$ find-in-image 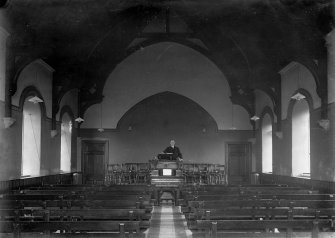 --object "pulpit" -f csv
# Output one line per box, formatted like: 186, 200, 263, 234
150, 158, 184, 187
